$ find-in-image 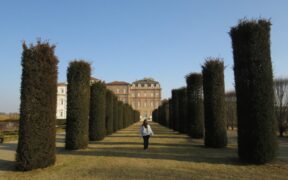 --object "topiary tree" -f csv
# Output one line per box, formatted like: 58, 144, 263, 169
171, 89, 180, 131
178, 88, 188, 134
65, 60, 91, 149
16, 41, 58, 171
202, 59, 227, 148
117, 101, 124, 130
230, 19, 277, 164
105, 90, 114, 135
89, 81, 106, 141
112, 95, 118, 132
186, 73, 204, 138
